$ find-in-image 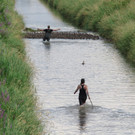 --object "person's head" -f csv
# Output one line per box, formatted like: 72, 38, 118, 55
81, 78, 85, 84
48, 25, 50, 29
